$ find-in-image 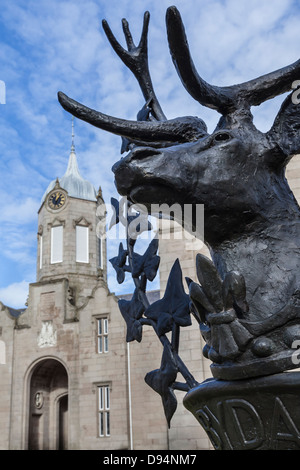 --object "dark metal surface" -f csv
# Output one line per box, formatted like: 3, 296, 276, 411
58, 6, 300, 435
183, 372, 300, 450
108, 198, 198, 425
